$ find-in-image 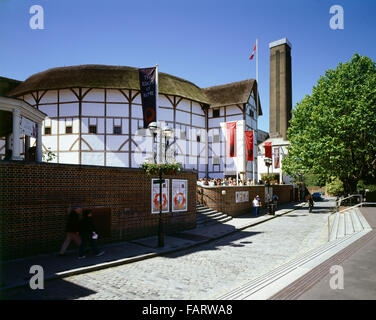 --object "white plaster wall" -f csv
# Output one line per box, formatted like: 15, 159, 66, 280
192, 114, 205, 128
82, 103, 104, 117
158, 108, 174, 122
158, 95, 172, 107
81, 152, 105, 166
132, 94, 142, 104
42, 136, 58, 150
226, 105, 242, 115
83, 89, 104, 102
59, 89, 77, 102
176, 110, 190, 124
106, 135, 128, 151
131, 105, 143, 118
107, 89, 127, 103
23, 94, 36, 106
82, 134, 105, 150
60, 103, 79, 117
39, 104, 57, 117
107, 104, 128, 117
209, 117, 222, 128
59, 135, 79, 151
106, 152, 129, 167
177, 99, 190, 112
39, 90, 58, 104
191, 102, 203, 114
59, 152, 79, 164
